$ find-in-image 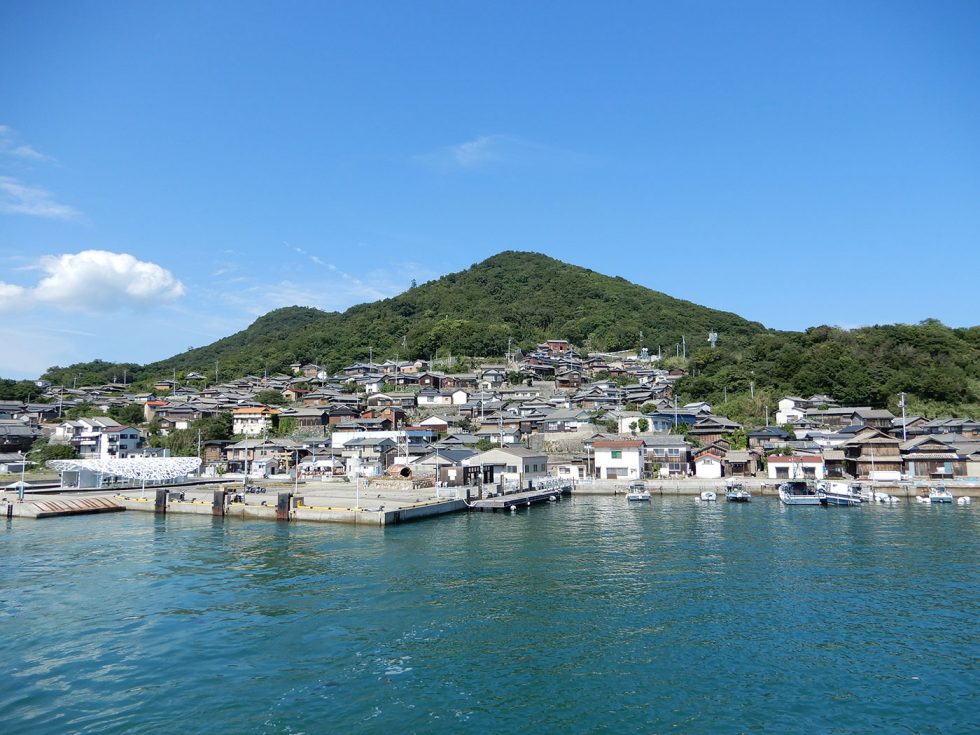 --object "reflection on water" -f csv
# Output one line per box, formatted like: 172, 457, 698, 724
1, 498, 977, 734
